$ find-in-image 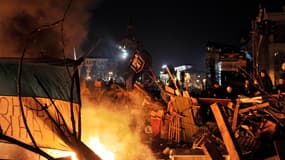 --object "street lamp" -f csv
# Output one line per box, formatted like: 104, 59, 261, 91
118, 45, 129, 60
